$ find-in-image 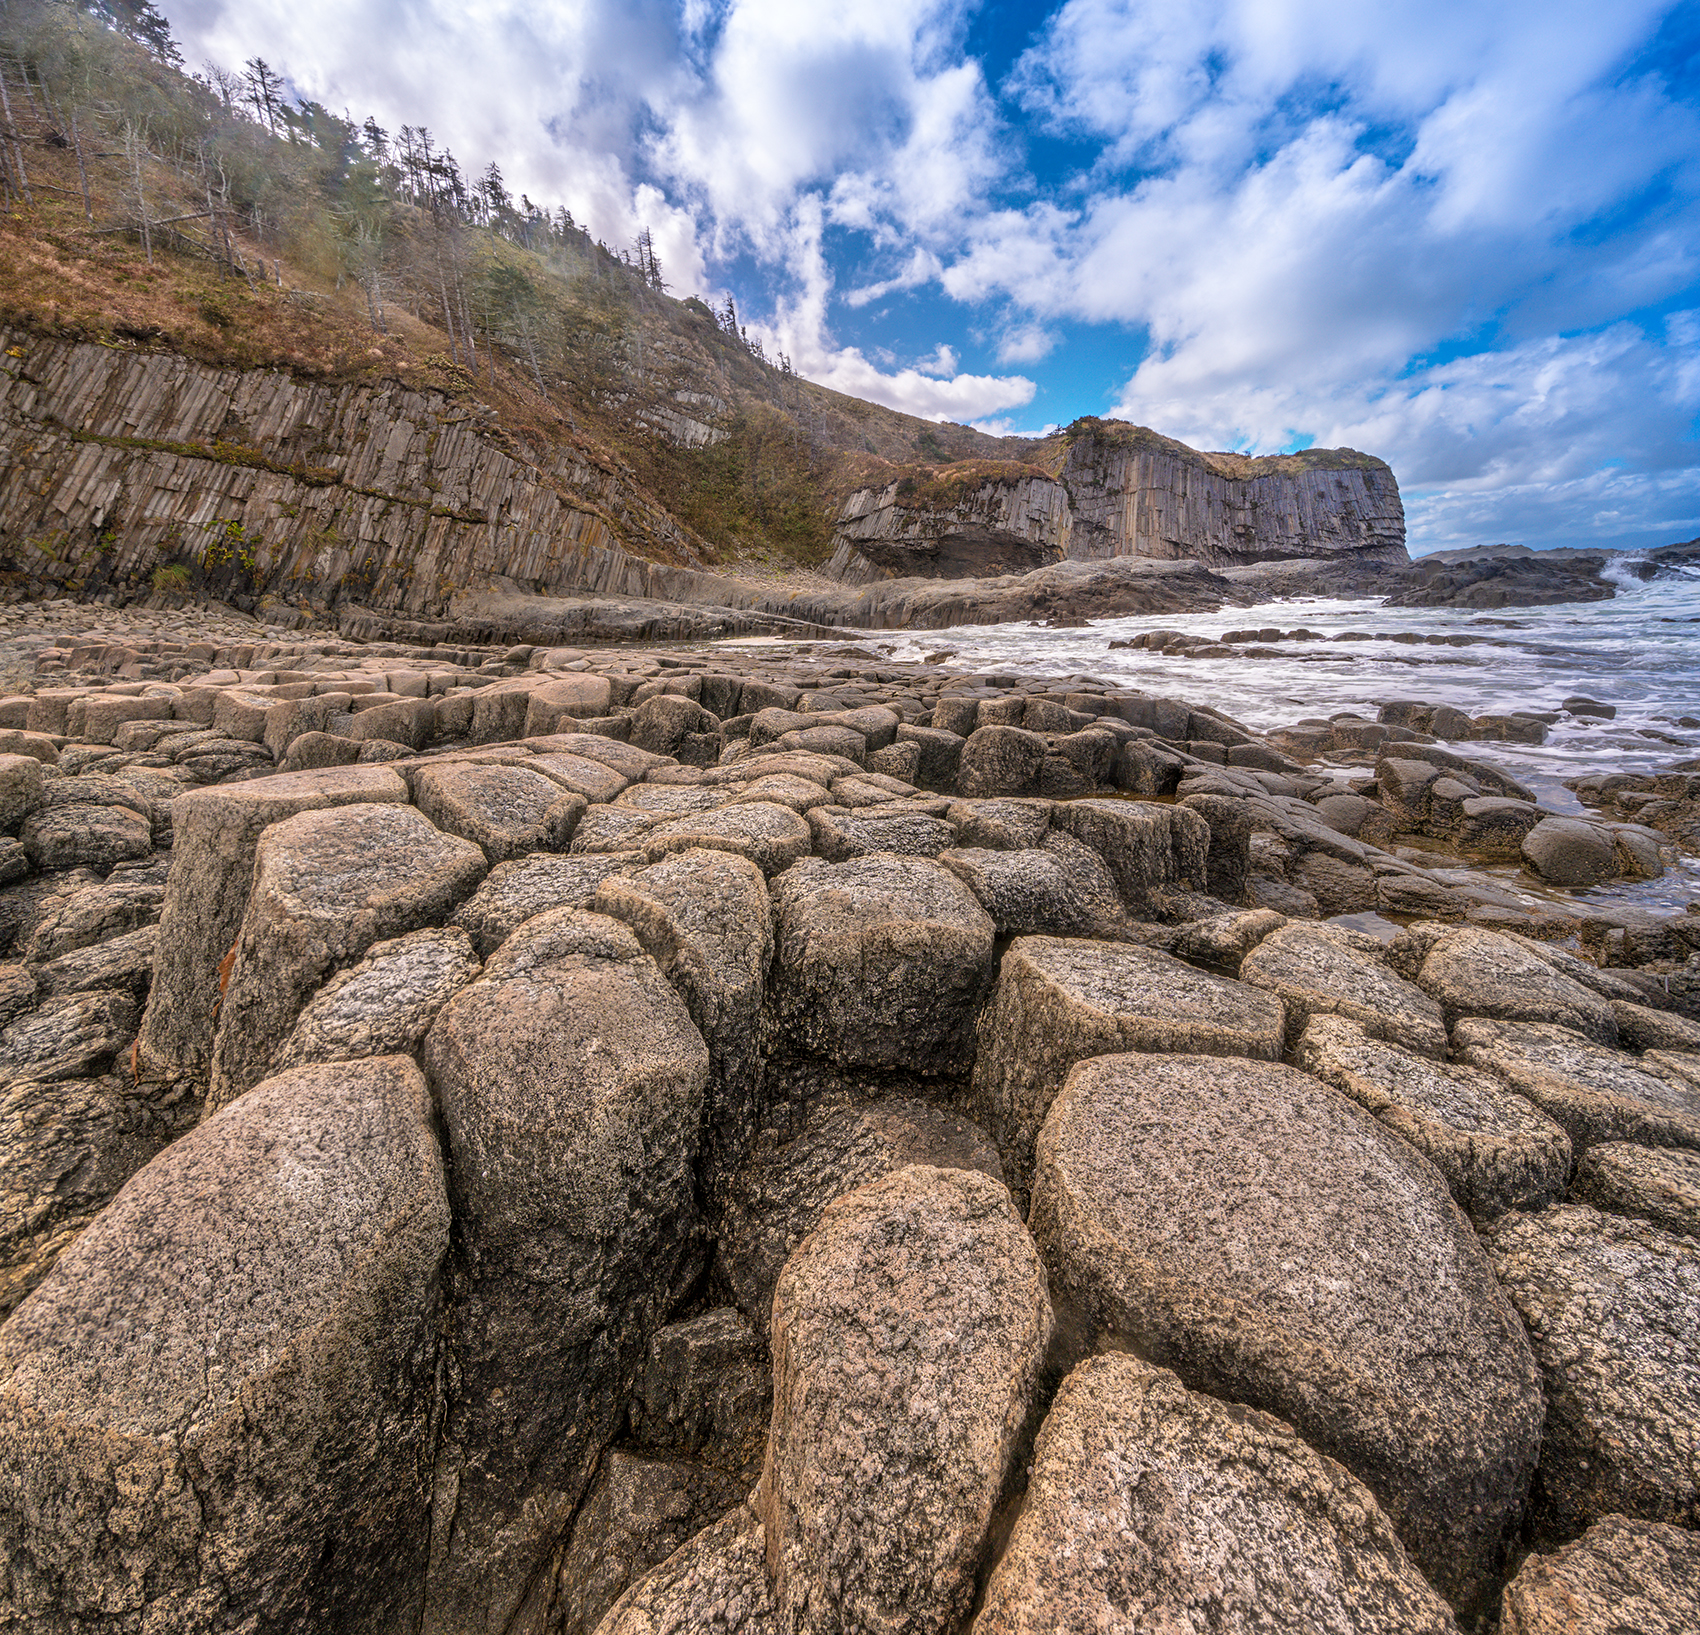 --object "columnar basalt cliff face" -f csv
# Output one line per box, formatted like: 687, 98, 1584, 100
0, 330, 708, 617
826, 422, 1408, 583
